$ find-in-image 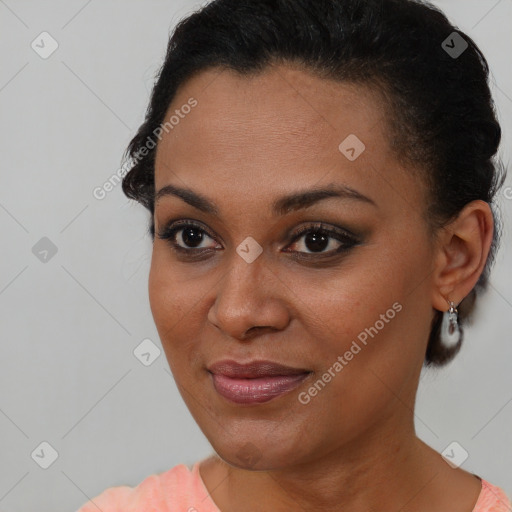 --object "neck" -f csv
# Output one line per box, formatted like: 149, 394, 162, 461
210, 410, 443, 512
